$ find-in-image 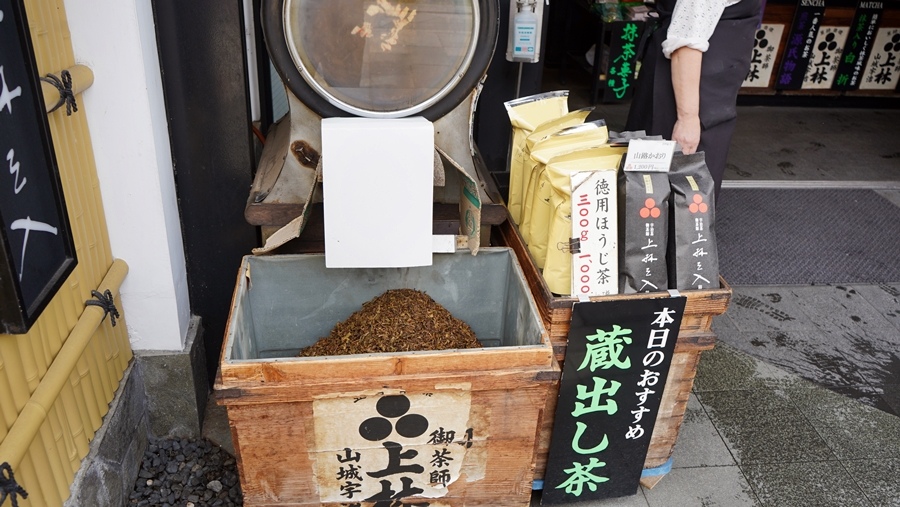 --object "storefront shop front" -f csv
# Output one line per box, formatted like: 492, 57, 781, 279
1, 1, 895, 506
